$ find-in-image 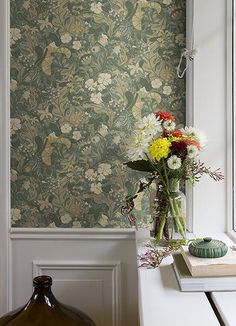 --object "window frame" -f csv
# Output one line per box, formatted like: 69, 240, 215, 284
233, 0, 236, 233
228, 0, 236, 237
188, 0, 227, 234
